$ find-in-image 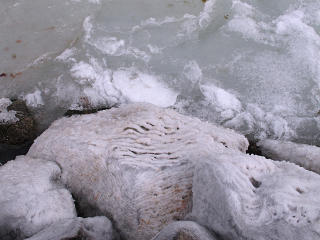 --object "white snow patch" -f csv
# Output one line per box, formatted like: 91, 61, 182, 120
0, 98, 18, 124
200, 84, 242, 112
113, 69, 178, 107
23, 89, 44, 107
